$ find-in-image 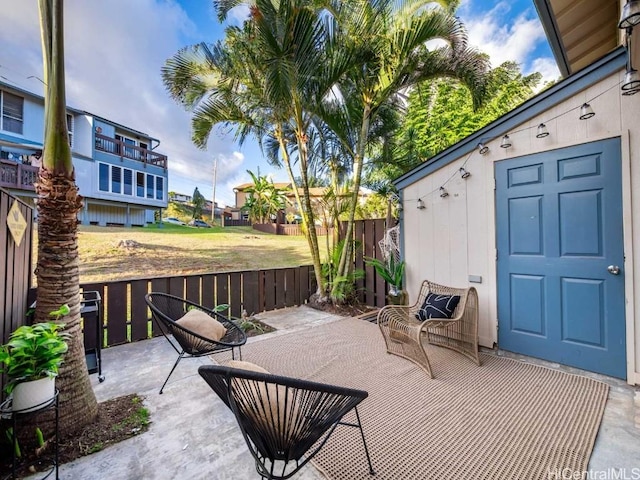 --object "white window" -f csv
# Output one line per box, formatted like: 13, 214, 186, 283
98, 162, 164, 200
66, 113, 74, 148
1, 91, 24, 134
